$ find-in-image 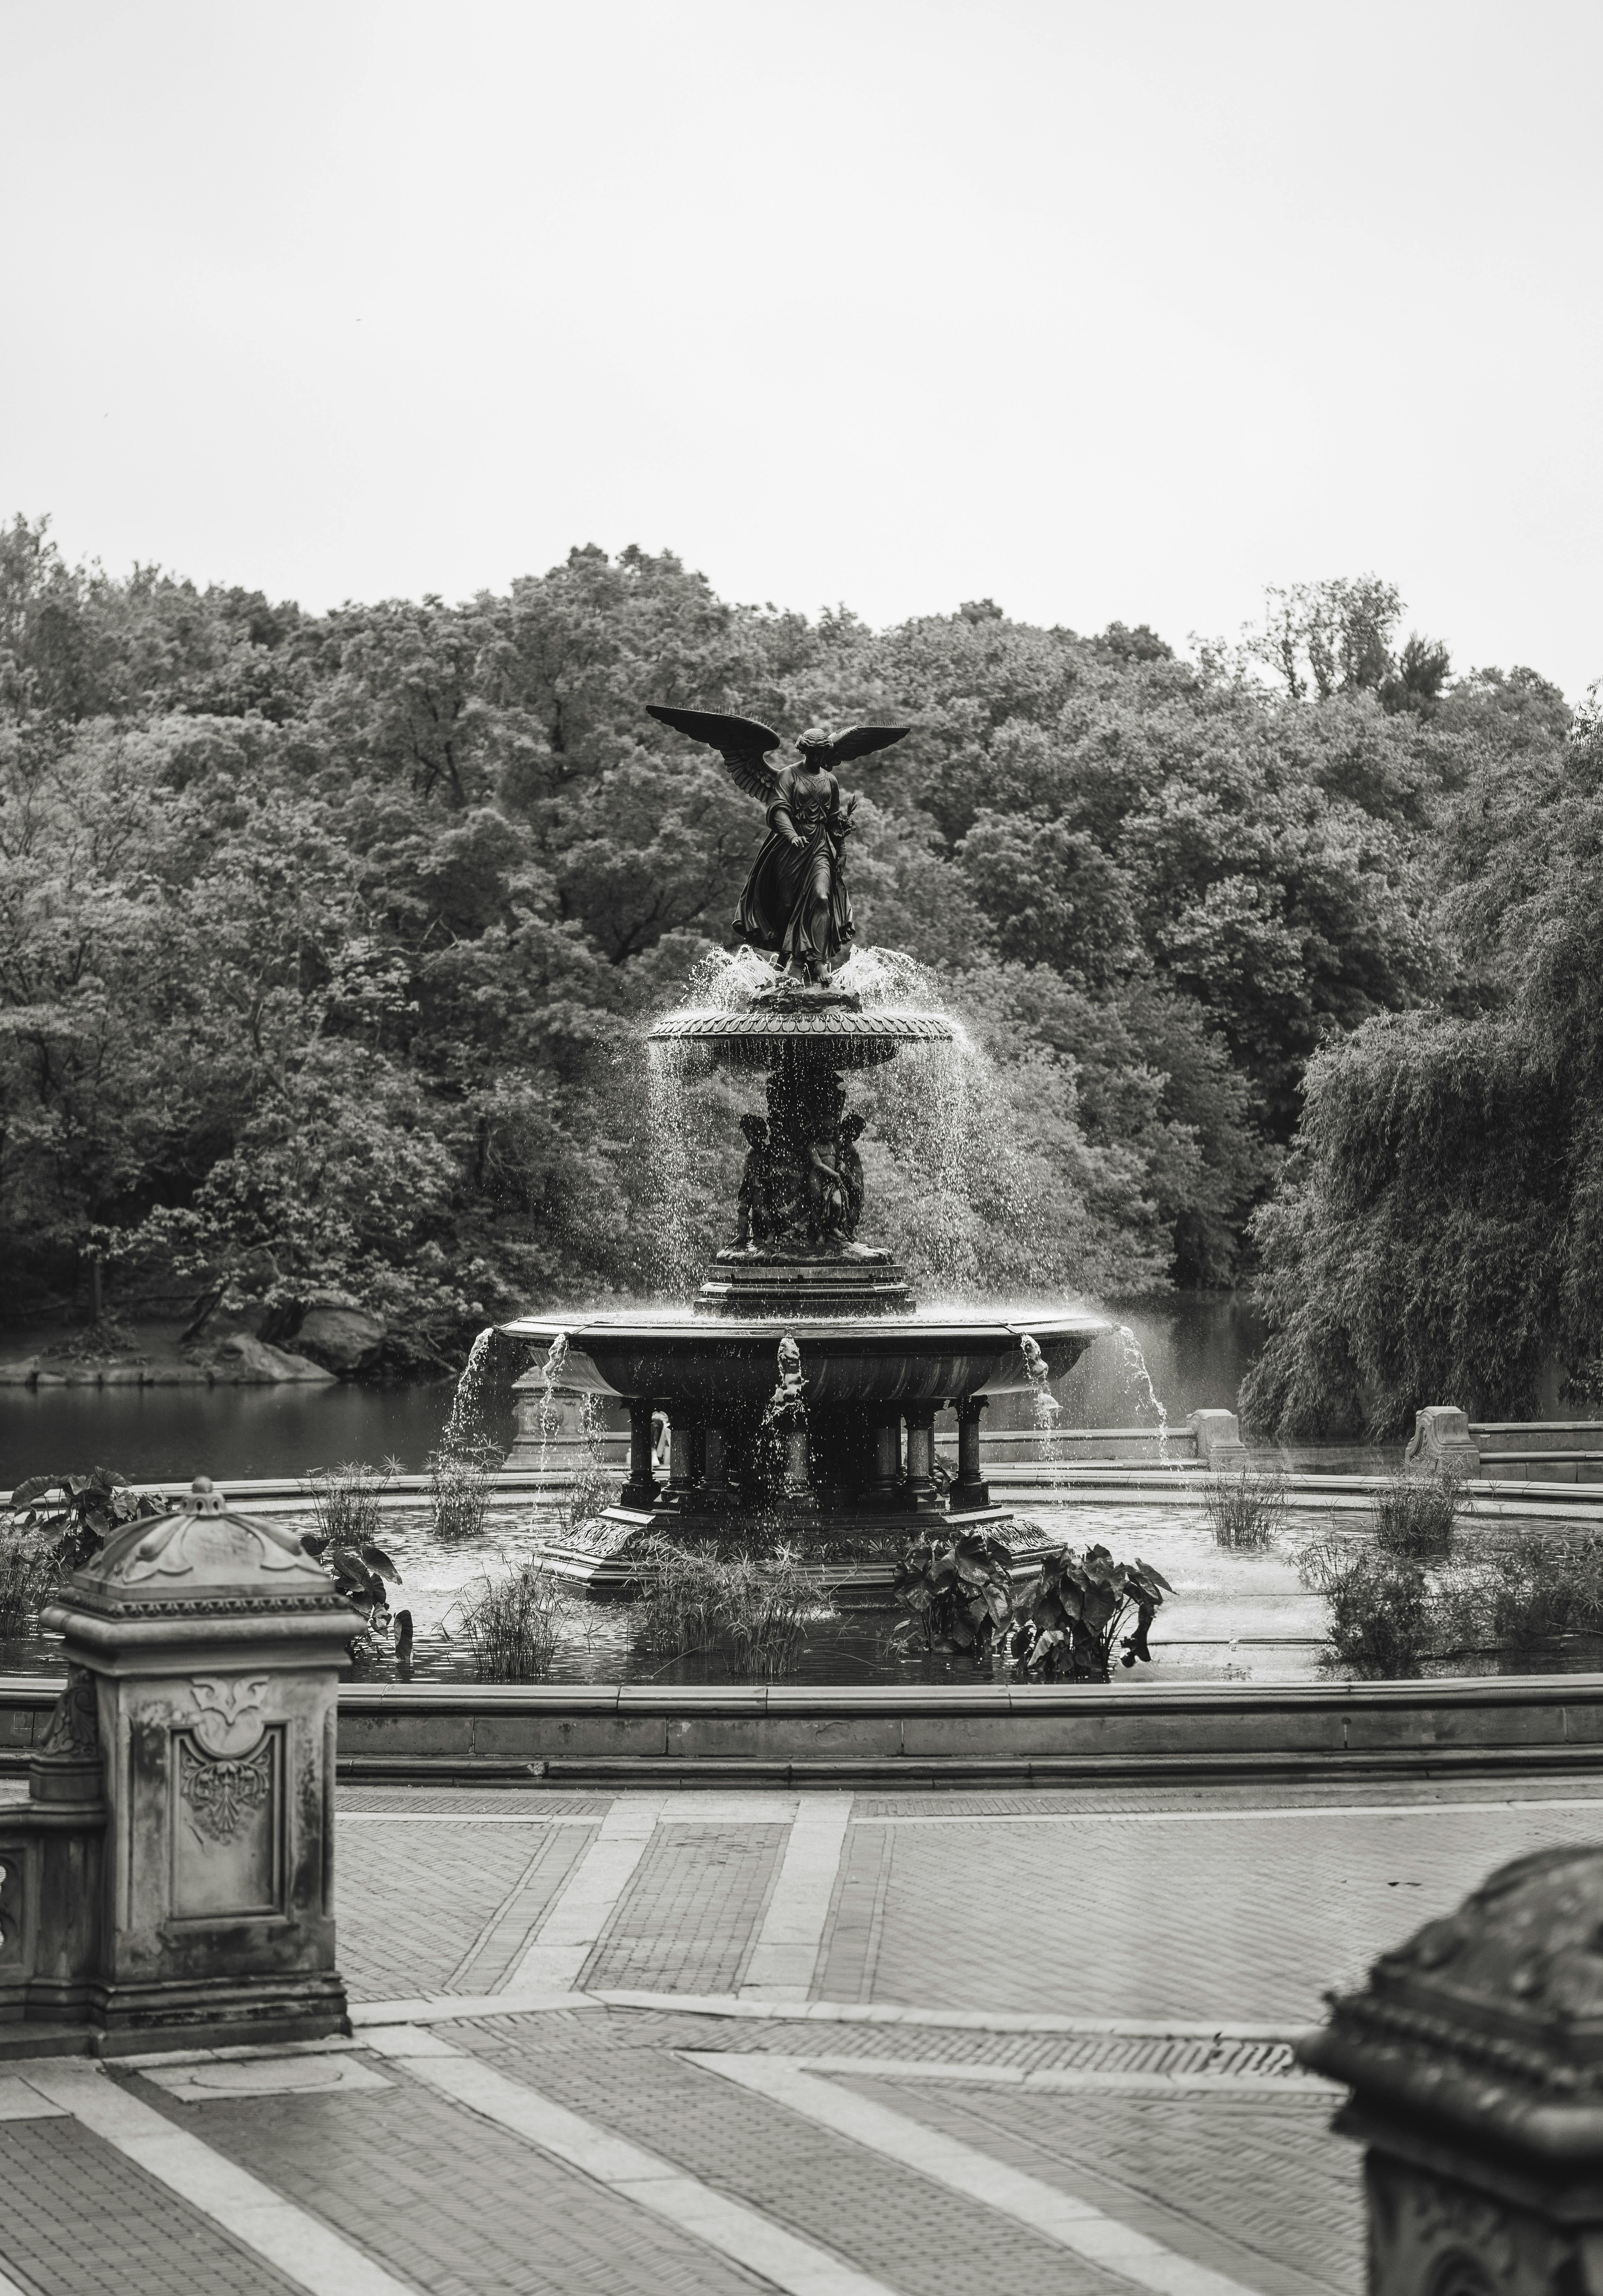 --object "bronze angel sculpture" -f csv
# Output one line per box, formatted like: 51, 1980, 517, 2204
646, 707, 910, 983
